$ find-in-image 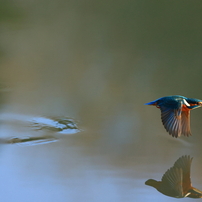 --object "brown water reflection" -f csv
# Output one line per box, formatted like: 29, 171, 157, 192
145, 155, 202, 198
0, 1, 202, 202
